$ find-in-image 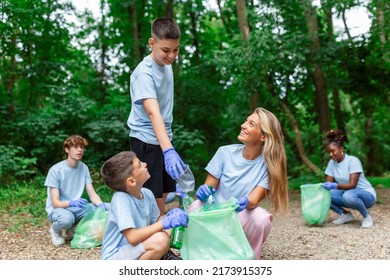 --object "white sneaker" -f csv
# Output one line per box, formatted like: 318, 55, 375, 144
64, 228, 74, 241
361, 214, 373, 228
49, 225, 65, 246
333, 213, 354, 225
